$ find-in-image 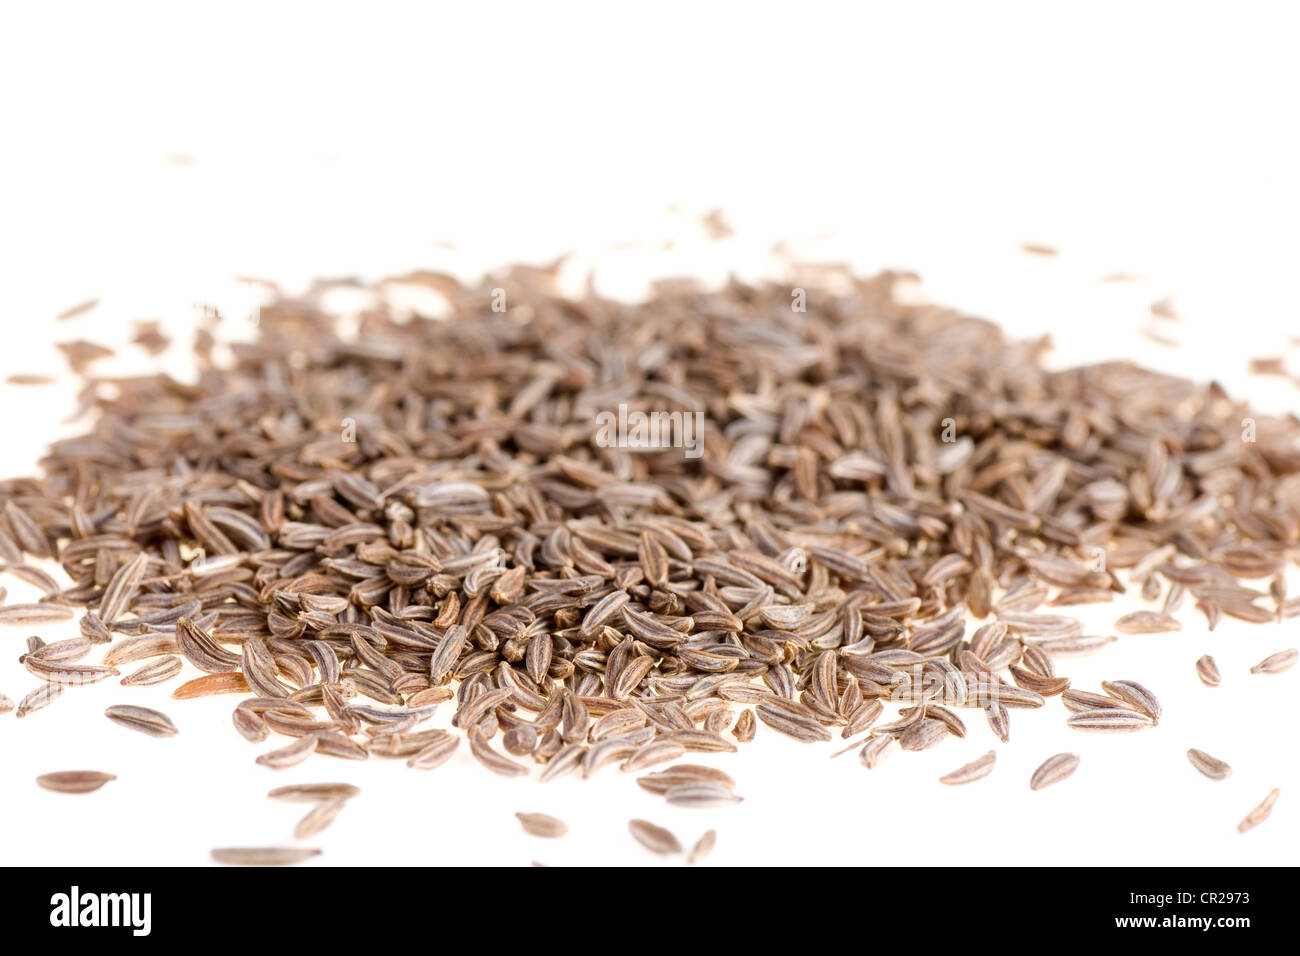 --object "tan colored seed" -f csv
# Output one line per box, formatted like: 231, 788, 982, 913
211, 847, 321, 866
516, 812, 569, 838
628, 819, 682, 854
37, 771, 116, 794
1186, 749, 1232, 781
1030, 753, 1080, 790
1250, 649, 1297, 675
104, 704, 178, 738
688, 829, 717, 864
939, 750, 996, 785
1237, 789, 1280, 833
